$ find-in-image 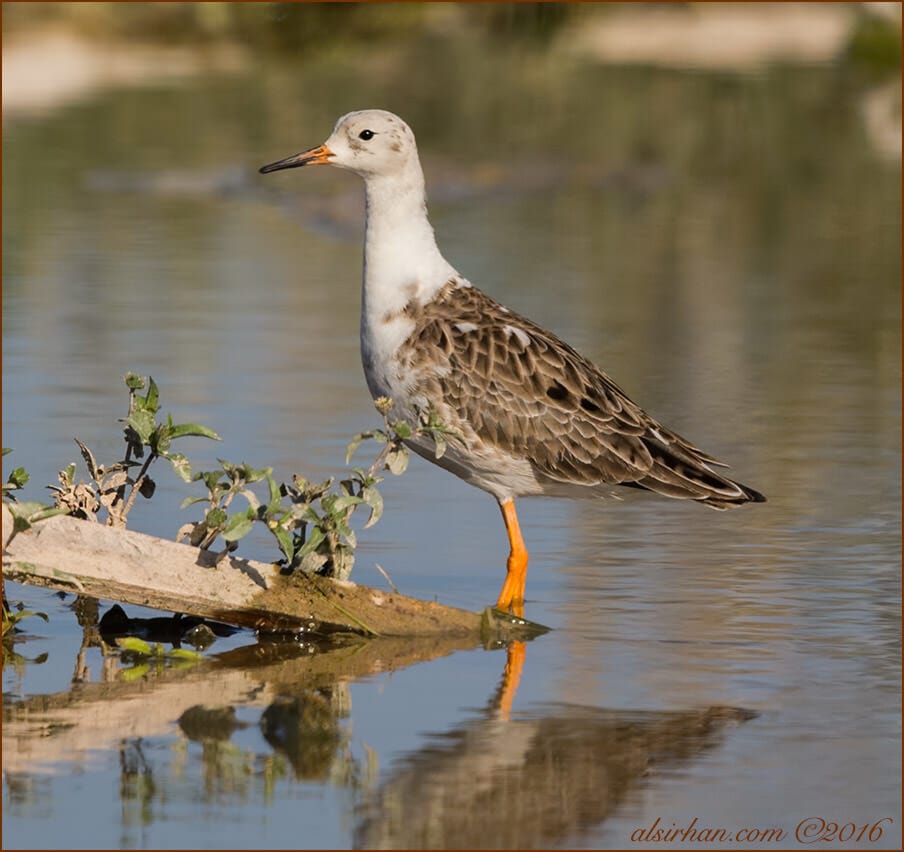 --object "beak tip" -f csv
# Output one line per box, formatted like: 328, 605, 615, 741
258, 144, 332, 176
